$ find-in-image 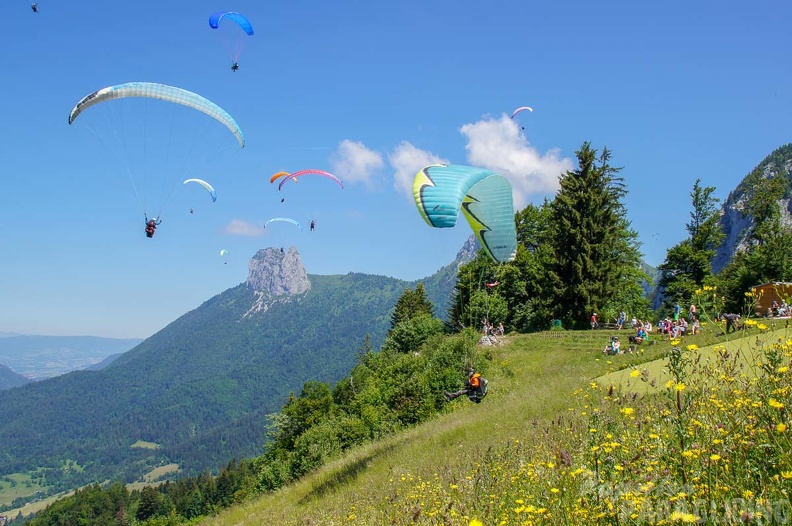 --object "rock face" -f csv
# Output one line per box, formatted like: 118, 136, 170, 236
712, 145, 792, 273
246, 246, 311, 295
456, 235, 480, 265
243, 247, 311, 318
